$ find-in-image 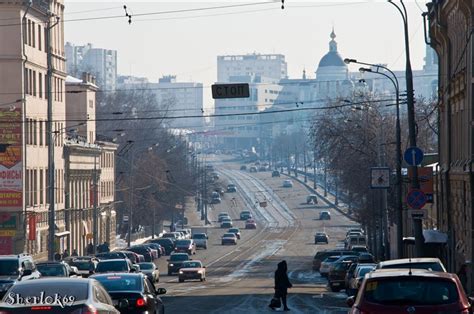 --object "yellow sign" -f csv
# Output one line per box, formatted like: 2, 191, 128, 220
0, 230, 16, 236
